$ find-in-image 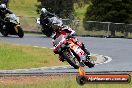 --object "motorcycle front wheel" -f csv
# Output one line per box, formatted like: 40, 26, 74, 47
62, 50, 80, 69
17, 26, 24, 38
